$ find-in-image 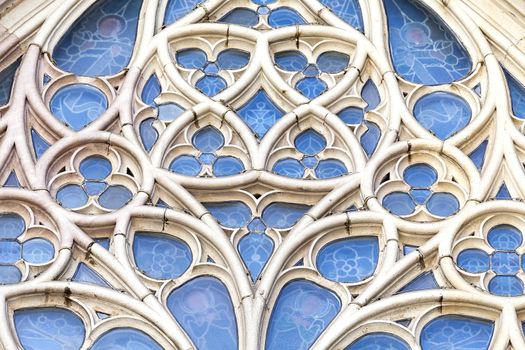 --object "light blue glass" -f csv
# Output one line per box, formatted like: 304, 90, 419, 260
57, 184, 88, 209
274, 51, 308, 72
319, 0, 364, 32
403, 245, 418, 255
345, 333, 410, 350
258, 5, 270, 15
488, 224, 522, 250
217, 49, 250, 70
72, 263, 110, 287
262, 202, 310, 229
248, 218, 266, 233
91, 328, 162, 350
410, 188, 431, 204
157, 102, 185, 122
14, 308, 85, 350
469, 140, 488, 171
204, 62, 219, 75
265, 280, 341, 350
398, 271, 439, 293
83, 181, 106, 196
196, 75, 228, 96
167, 276, 238, 350
253, 0, 277, 4
133, 232, 192, 280
213, 156, 245, 177
140, 118, 158, 152
491, 252, 519, 275
192, 126, 225, 153
504, 69, 525, 119
383, 192, 416, 216
4, 171, 20, 188
295, 129, 326, 155
237, 90, 284, 139
413, 91, 472, 140
199, 153, 216, 165
384, 0, 471, 85
142, 74, 161, 106
362, 80, 381, 111
0, 58, 21, 106
268, 7, 307, 28
31, 129, 50, 159
176, 48, 207, 69
296, 77, 328, 99
403, 163, 437, 188
426, 192, 459, 217
204, 201, 252, 228
302, 156, 318, 169
273, 158, 305, 178
421, 315, 493, 349
96, 238, 110, 249
98, 185, 133, 209
238, 233, 274, 282
0, 265, 21, 284
163, 0, 204, 26
338, 107, 364, 125
96, 312, 109, 320
53, 0, 143, 77
43, 74, 52, 85
79, 156, 112, 181
316, 237, 379, 283
303, 64, 320, 77
496, 183, 512, 200
169, 155, 202, 176
456, 249, 489, 273
219, 8, 259, 27
316, 159, 348, 179
22, 238, 54, 264
360, 121, 381, 157
316, 51, 349, 74
0, 241, 21, 264
489, 275, 524, 296
0, 213, 25, 239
